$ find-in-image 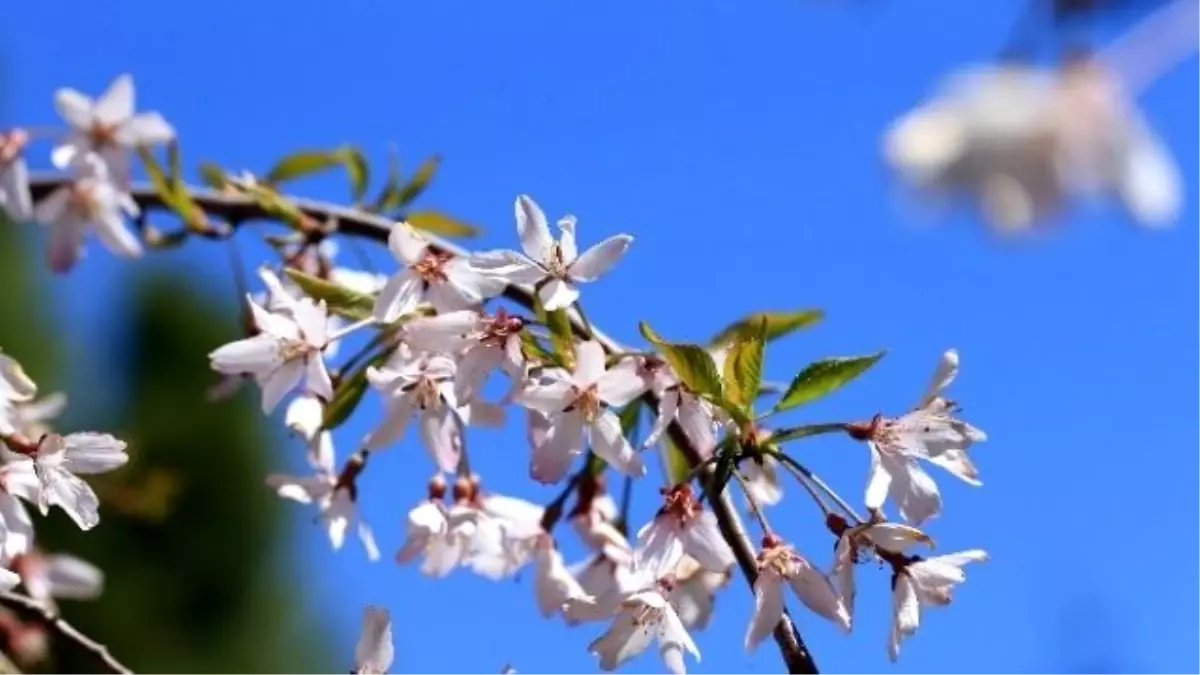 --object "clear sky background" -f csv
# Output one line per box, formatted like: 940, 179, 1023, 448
2, 1, 1197, 673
